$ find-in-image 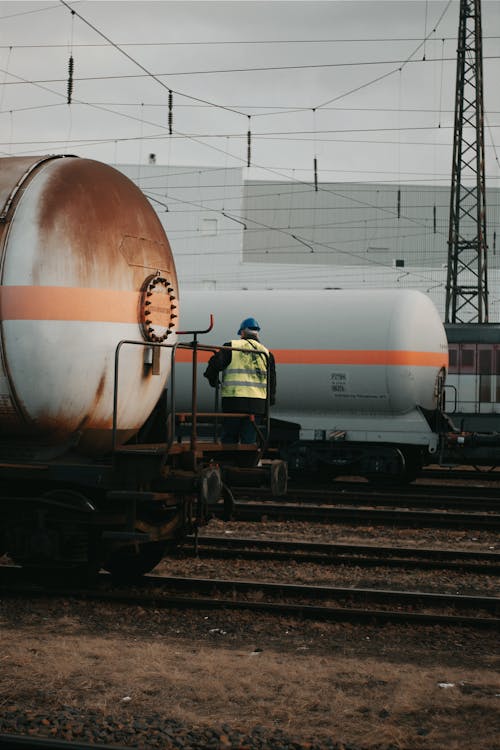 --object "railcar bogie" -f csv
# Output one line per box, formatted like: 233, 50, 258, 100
282, 440, 424, 485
